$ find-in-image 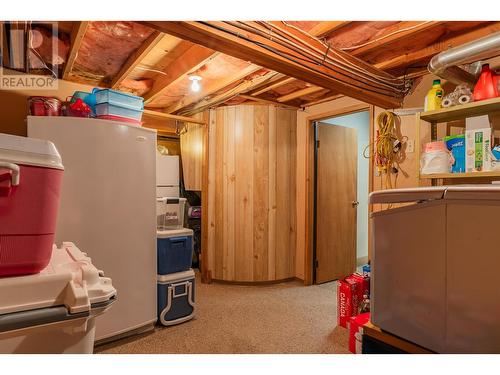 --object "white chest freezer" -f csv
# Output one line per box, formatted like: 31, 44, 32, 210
370, 185, 500, 353
0, 242, 116, 354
